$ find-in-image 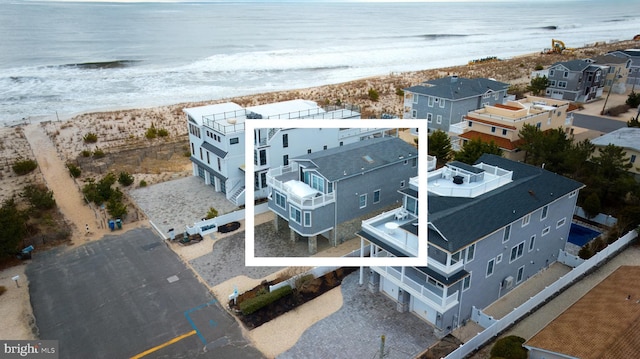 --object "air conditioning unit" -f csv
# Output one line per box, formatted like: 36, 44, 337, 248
503, 276, 514, 289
